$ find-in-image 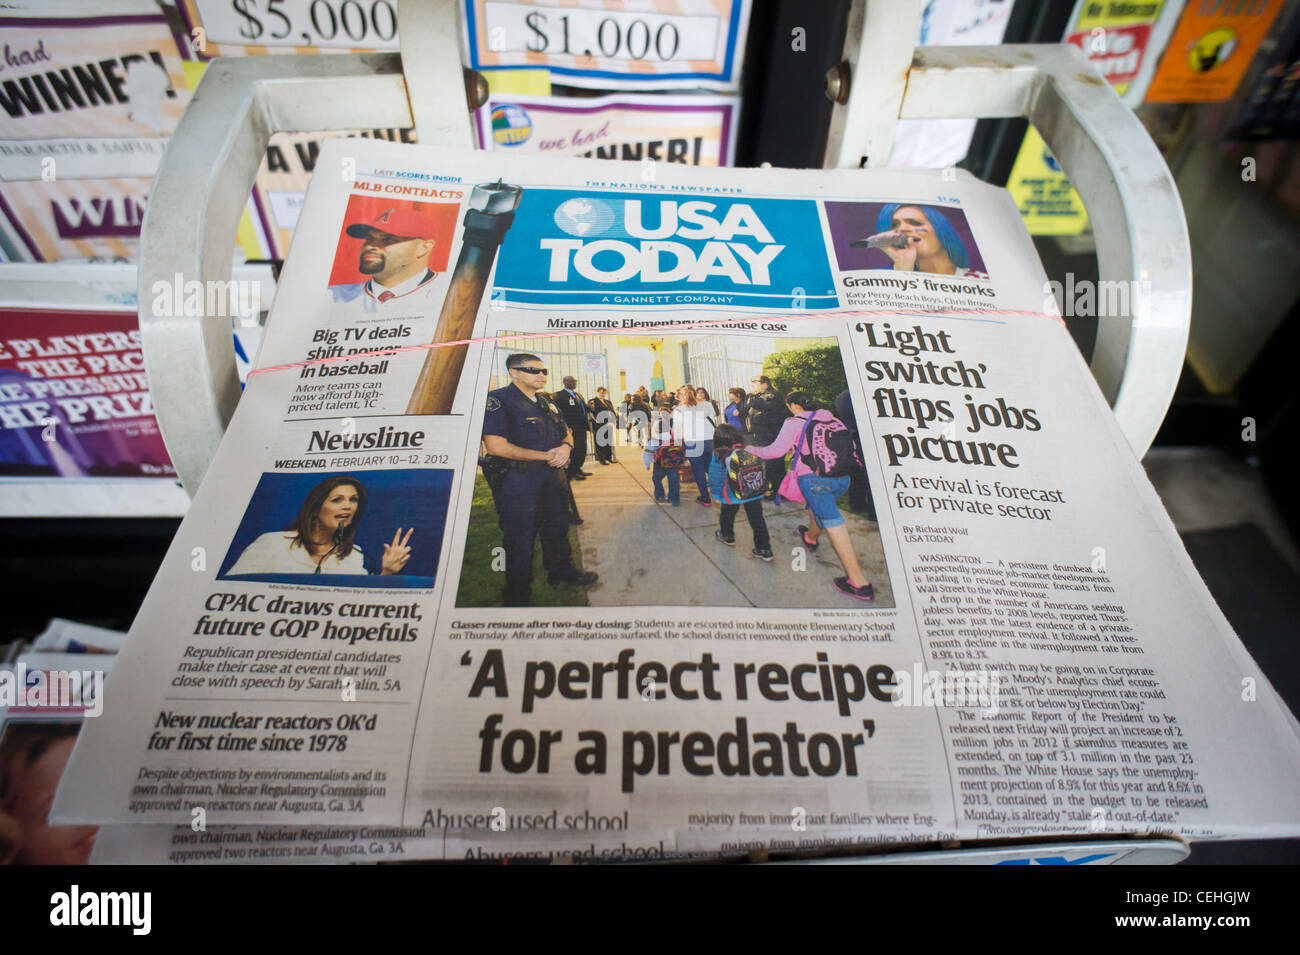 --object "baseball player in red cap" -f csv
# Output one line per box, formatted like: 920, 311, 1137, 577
329, 204, 446, 314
